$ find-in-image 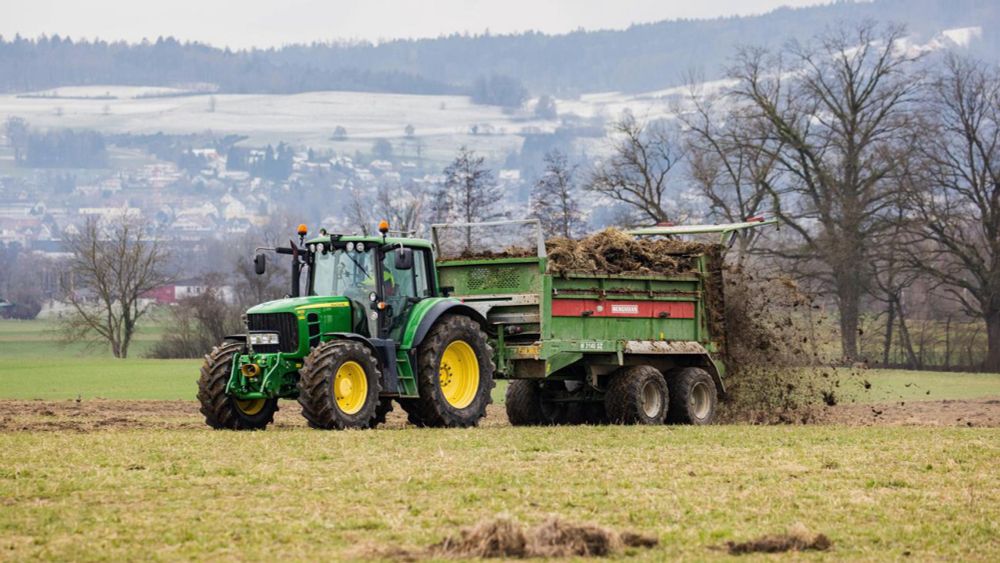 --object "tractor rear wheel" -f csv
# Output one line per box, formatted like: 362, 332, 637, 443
298, 341, 382, 429
413, 315, 495, 427
506, 380, 581, 426
666, 367, 718, 425
197, 341, 278, 430
605, 366, 669, 425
